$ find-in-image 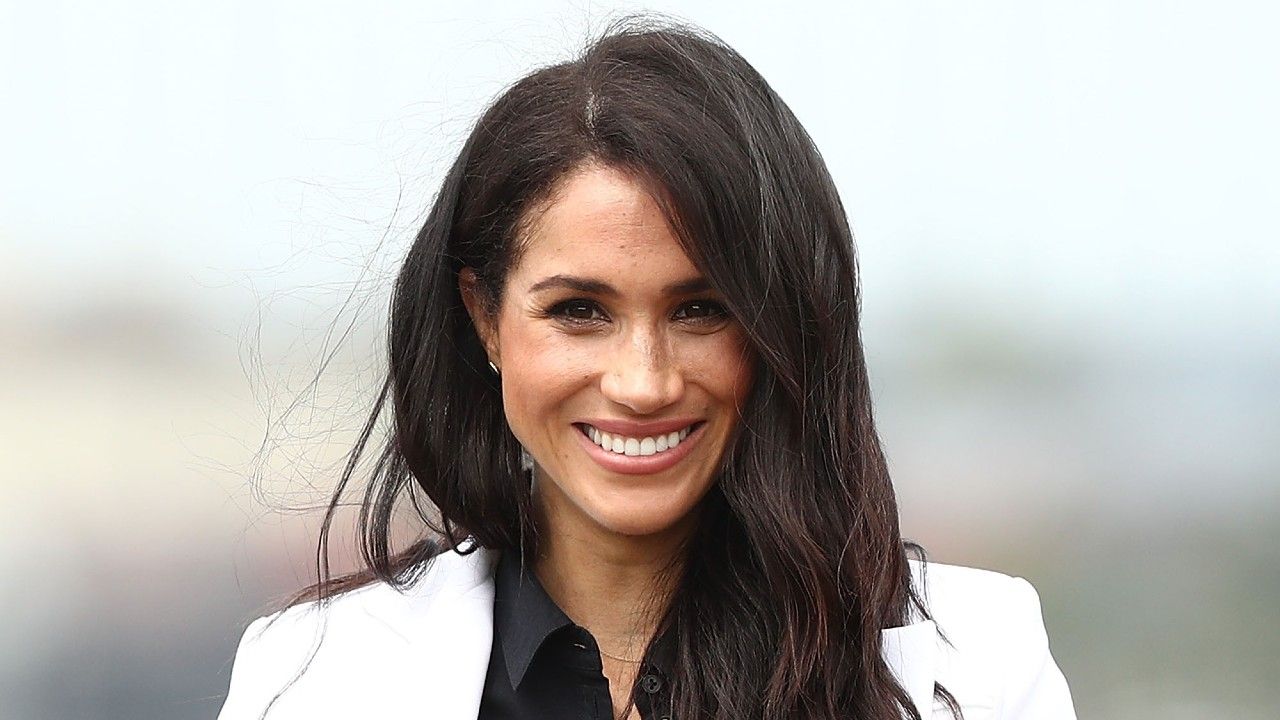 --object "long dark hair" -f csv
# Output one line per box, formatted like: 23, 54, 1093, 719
293, 16, 959, 720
